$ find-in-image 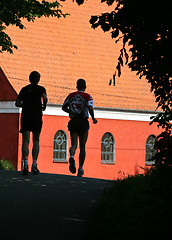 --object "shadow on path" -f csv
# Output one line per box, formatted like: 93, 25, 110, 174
0, 170, 113, 240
